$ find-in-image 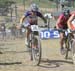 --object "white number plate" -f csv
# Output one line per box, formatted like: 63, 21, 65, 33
31, 25, 39, 31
